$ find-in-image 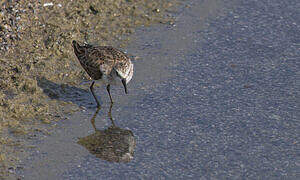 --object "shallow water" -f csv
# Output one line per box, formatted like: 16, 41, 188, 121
17, 0, 299, 179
